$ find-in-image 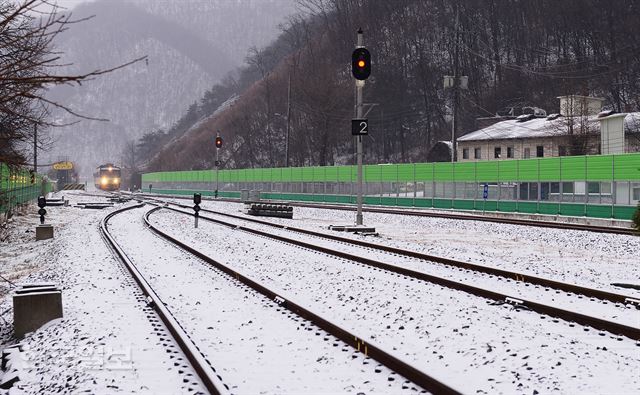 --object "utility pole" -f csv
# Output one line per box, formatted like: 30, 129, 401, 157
355, 29, 365, 226
285, 70, 291, 167
452, 4, 459, 163
33, 124, 37, 172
